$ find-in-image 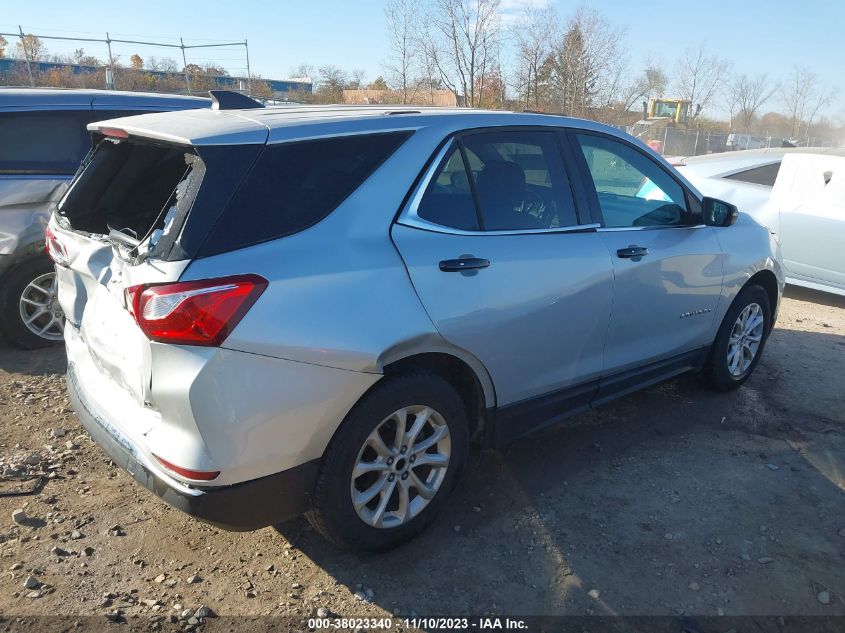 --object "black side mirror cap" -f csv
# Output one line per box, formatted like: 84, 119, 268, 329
702, 197, 739, 227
